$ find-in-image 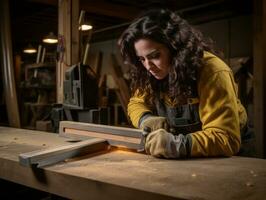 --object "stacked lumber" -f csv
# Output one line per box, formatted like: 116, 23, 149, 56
109, 54, 130, 115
